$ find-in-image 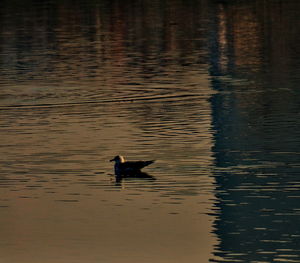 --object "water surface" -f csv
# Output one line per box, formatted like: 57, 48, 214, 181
0, 0, 299, 262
